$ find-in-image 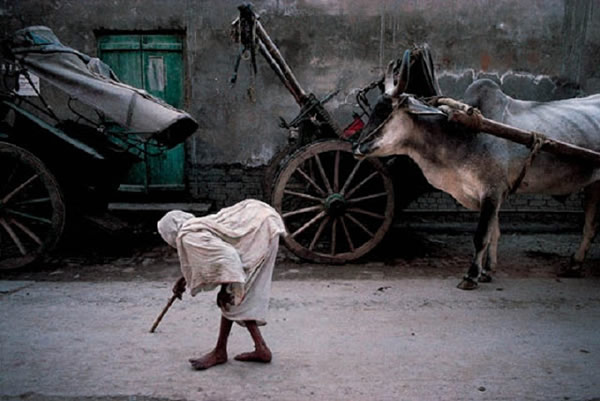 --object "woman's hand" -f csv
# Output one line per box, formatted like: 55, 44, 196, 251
216, 285, 234, 310
172, 277, 186, 300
